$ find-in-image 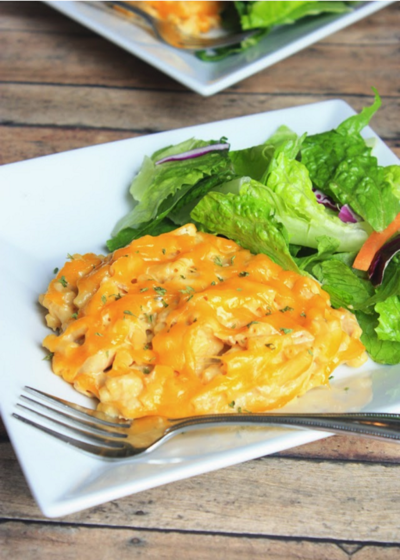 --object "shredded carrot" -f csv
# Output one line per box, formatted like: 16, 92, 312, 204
353, 212, 400, 271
